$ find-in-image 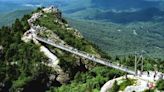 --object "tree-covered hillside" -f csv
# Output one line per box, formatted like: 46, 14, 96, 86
67, 18, 164, 59
0, 14, 53, 92
0, 6, 164, 92
86, 7, 164, 23
91, 0, 159, 9
0, 8, 124, 92
0, 10, 33, 27
0, 0, 164, 60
